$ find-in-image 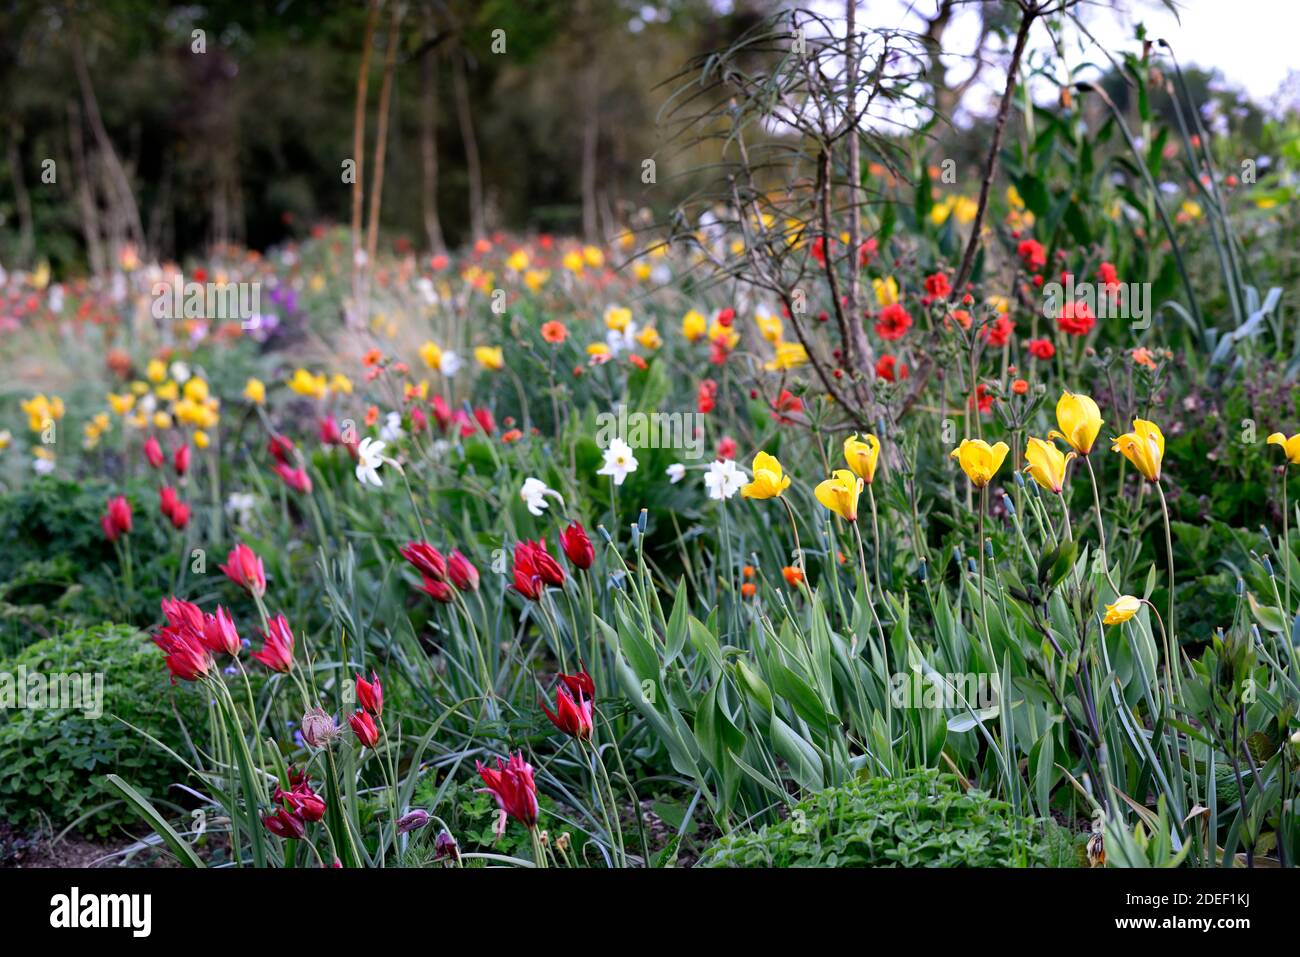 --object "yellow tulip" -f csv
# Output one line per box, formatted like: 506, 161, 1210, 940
636, 326, 662, 350
146, 359, 167, 383
741, 451, 791, 499
183, 377, 209, 403
844, 433, 881, 485
815, 469, 863, 522
681, 310, 706, 343
107, 393, 136, 416
288, 368, 328, 399
1267, 432, 1300, 465
1023, 437, 1075, 494
764, 341, 808, 371
330, 373, 353, 395
872, 276, 899, 306
474, 346, 505, 371
1048, 391, 1103, 455
243, 378, 266, 405
194, 430, 210, 449
1111, 419, 1165, 482
419, 341, 443, 369
156, 380, 180, 402
950, 439, 1009, 488
1103, 595, 1142, 625
755, 312, 784, 344
604, 306, 632, 331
